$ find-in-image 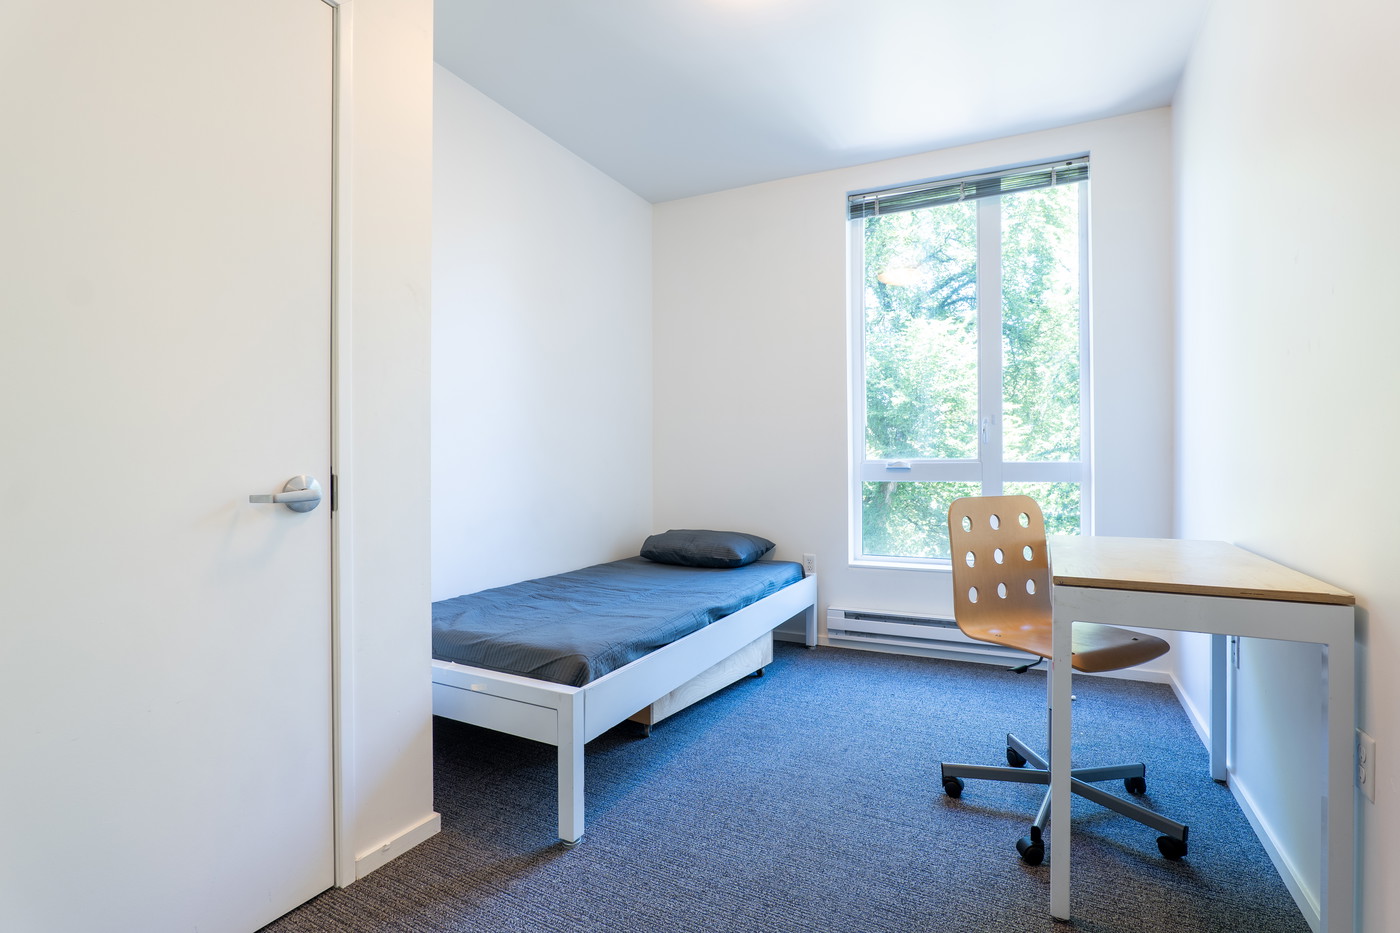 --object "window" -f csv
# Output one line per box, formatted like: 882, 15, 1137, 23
849, 157, 1090, 565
